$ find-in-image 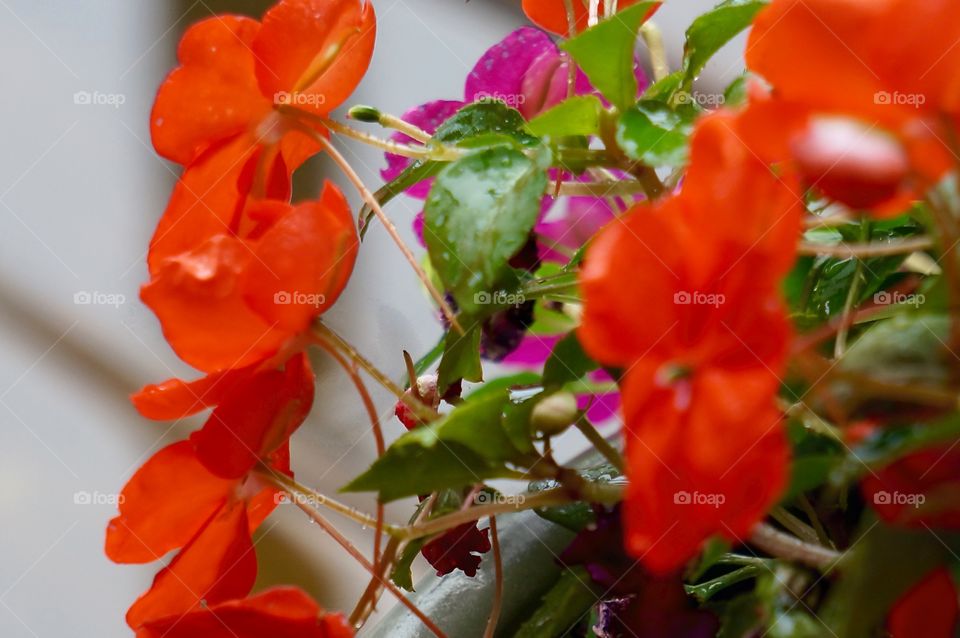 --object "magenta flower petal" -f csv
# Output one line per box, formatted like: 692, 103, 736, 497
381, 100, 465, 198
502, 333, 561, 367
537, 196, 616, 263
582, 392, 621, 423
412, 210, 425, 247
465, 27, 557, 107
